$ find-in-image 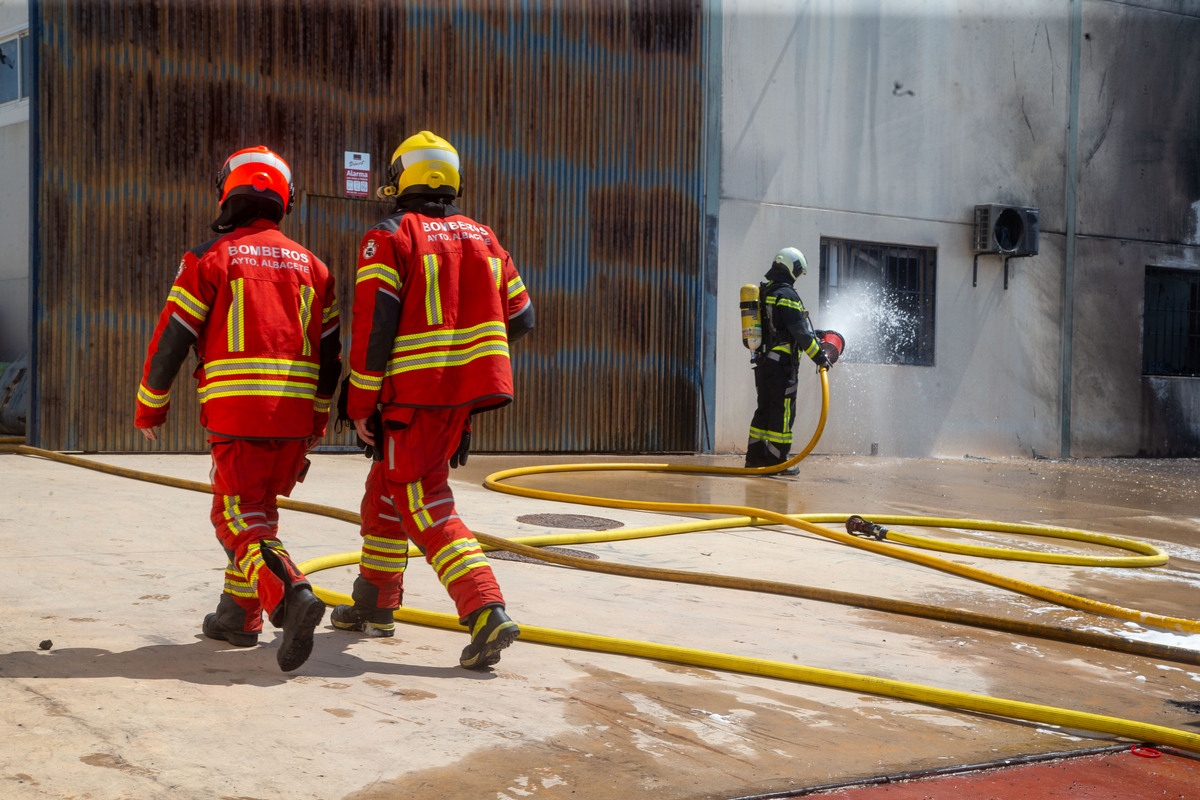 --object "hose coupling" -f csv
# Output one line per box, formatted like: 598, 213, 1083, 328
846, 515, 887, 540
